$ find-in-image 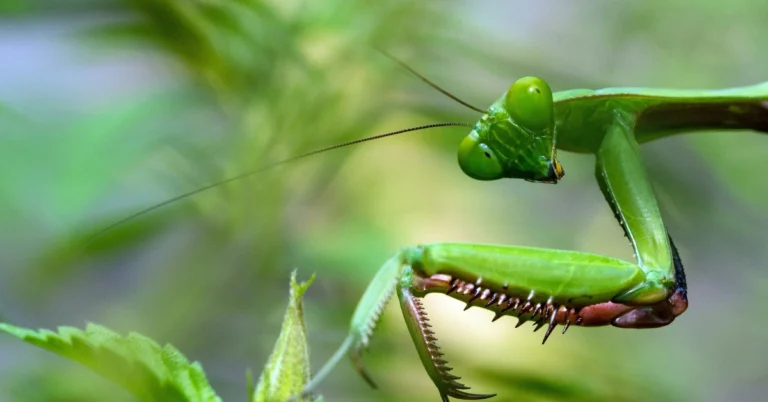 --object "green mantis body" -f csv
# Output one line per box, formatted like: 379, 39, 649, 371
299, 76, 768, 401
95, 59, 768, 401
